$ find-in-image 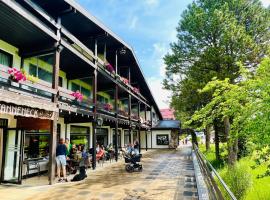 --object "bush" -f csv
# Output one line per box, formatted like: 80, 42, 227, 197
220, 162, 252, 200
